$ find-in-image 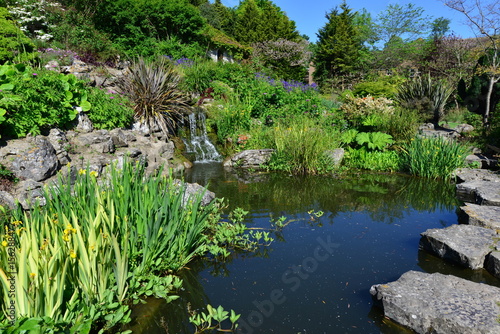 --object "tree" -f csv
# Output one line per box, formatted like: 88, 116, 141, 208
442, 0, 500, 128
233, 0, 300, 45
313, 1, 364, 87
375, 3, 431, 44
430, 17, 451, 40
